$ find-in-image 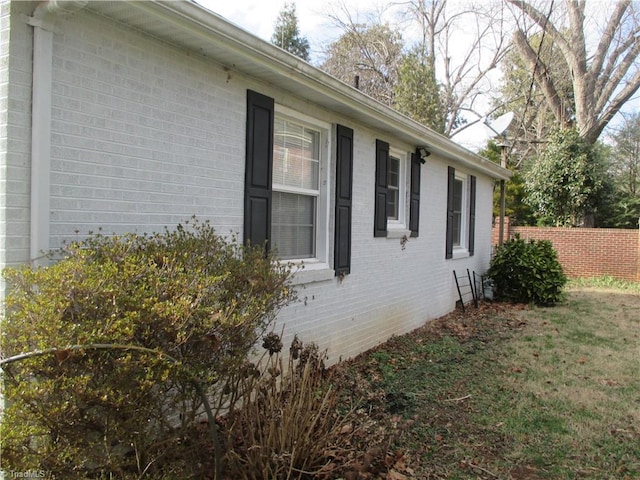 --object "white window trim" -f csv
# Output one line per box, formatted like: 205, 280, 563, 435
452, 171, 470, 257
387, 156, 401, 221
288, 261, 335, 285
273, 105, 332, 273
387, 147, 411, 237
